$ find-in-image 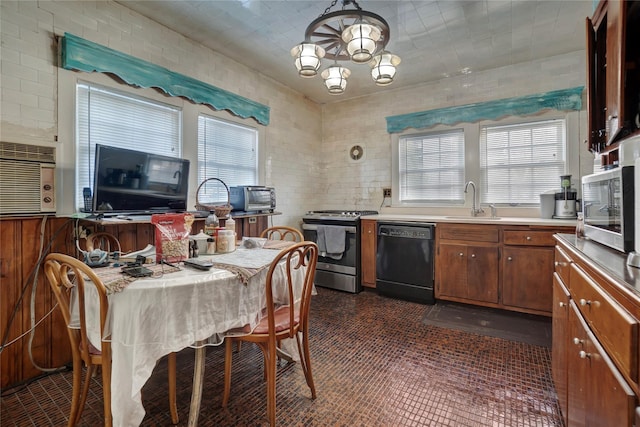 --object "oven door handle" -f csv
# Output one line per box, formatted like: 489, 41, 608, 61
302, 223, 357, 234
